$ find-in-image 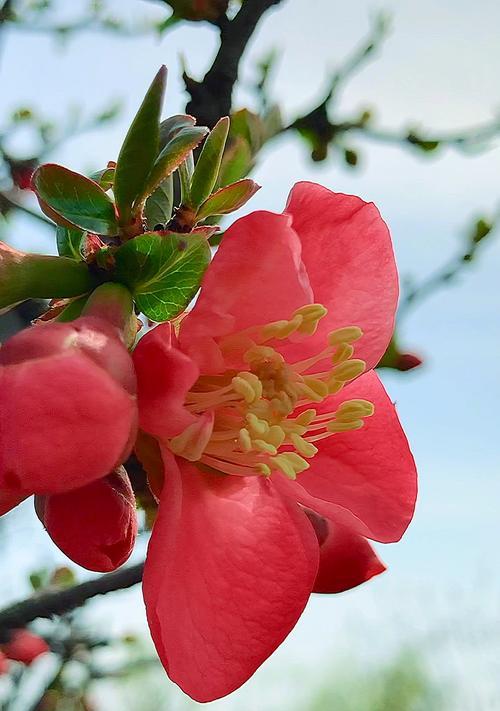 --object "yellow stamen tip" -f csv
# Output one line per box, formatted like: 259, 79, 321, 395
253, 439, 278, 455
327, 419, 364, 433
328, 326, 363, 346
291, 432, 318, 458
331, 359, 366, 382
295, 409, 317, 426
255, 463, 271, 477
331, 343, 355, 365
238, 428, 252, 452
